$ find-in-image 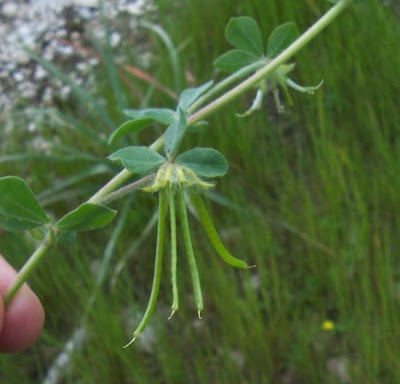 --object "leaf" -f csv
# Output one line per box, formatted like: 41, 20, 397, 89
187, 120, 209, 134
0, 176, 49, 231
123, 108, 176, 124
213, 50, 259, 73
55, 203, 117, 232
108, 118, 152, 145
109, 108, 176, 145
108, 146, 166, 174
225, 16, 264, 56
267, 22, 299, 58
178, 81, 213, 110
164, 108, 187, 156
176, 148, 228, 178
